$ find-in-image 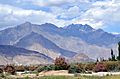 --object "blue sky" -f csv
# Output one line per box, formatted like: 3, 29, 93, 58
0, 0, 120, 34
